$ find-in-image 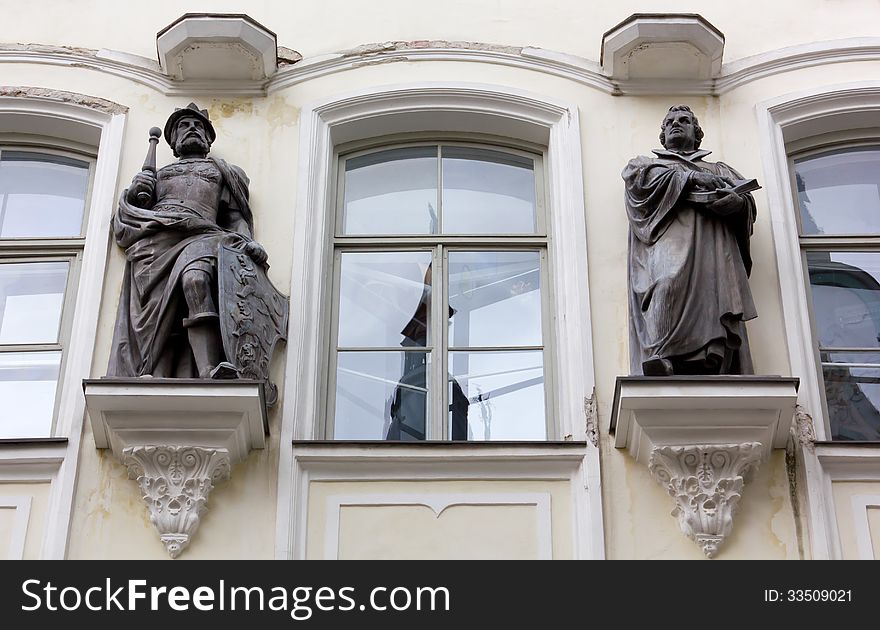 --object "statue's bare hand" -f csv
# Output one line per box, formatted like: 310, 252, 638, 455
127, 170, 157, 206
707, 190, 746, 216
689, 171, 730, 191
244, 241, 269, 266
